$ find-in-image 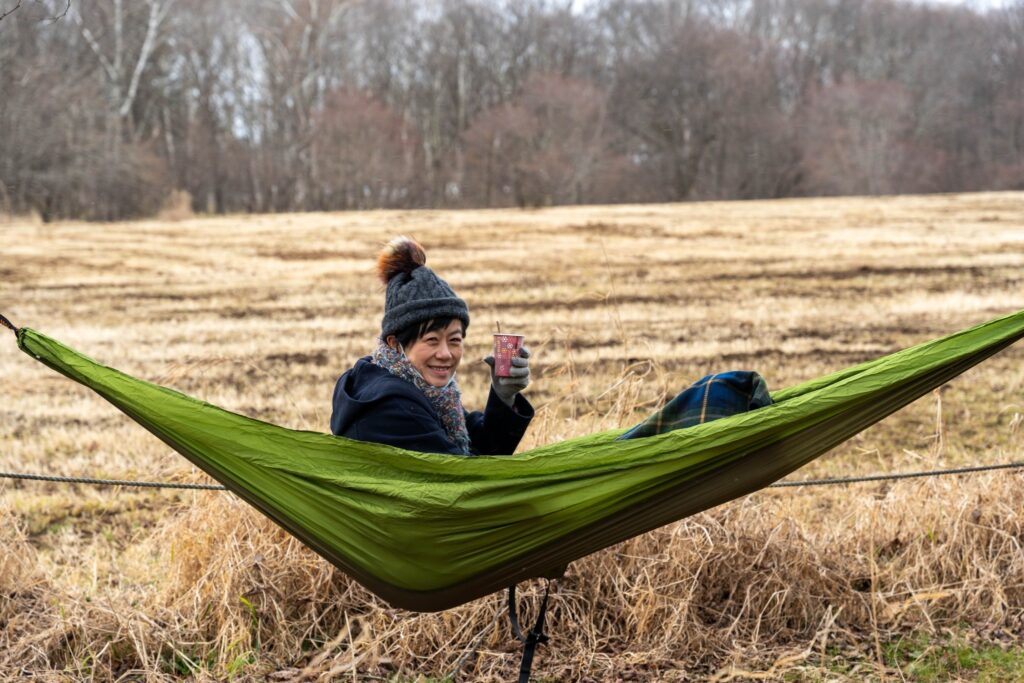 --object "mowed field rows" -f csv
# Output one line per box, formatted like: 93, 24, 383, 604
1, 193, 1023, 680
